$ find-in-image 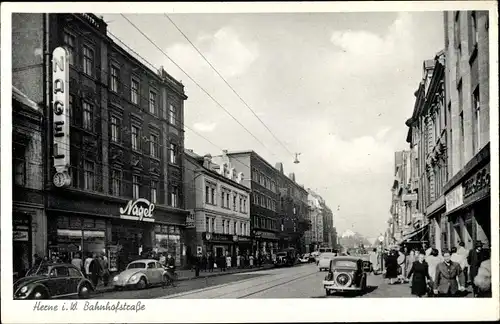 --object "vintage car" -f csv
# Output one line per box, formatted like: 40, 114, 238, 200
298, 253, 315, 263
322, 256, 368, 296
13, 263, 94, 300
317, 252, 336, 271
113, 259, 169, 290
274, 249, 298, 267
